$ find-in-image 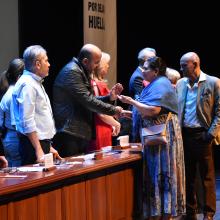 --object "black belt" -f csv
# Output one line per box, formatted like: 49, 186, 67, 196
18, 132, 52, 143
182, 127, 206, 133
